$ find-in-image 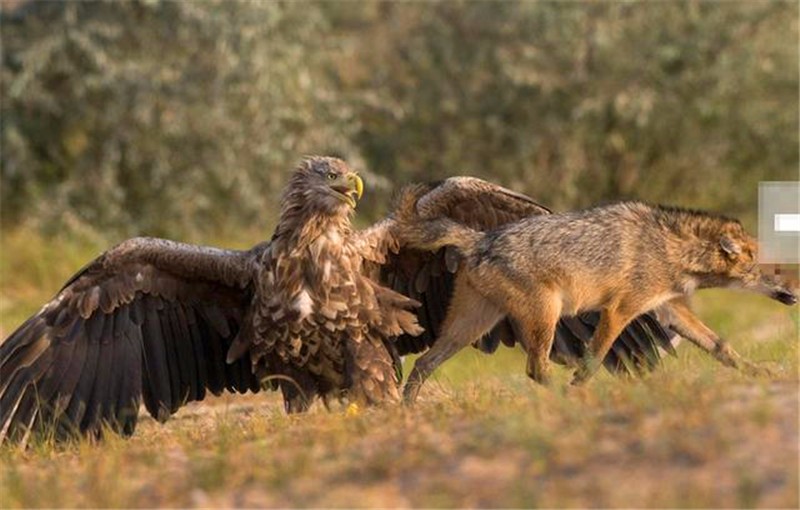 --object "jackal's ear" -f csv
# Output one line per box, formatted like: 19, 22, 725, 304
719, 236, 742, 258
